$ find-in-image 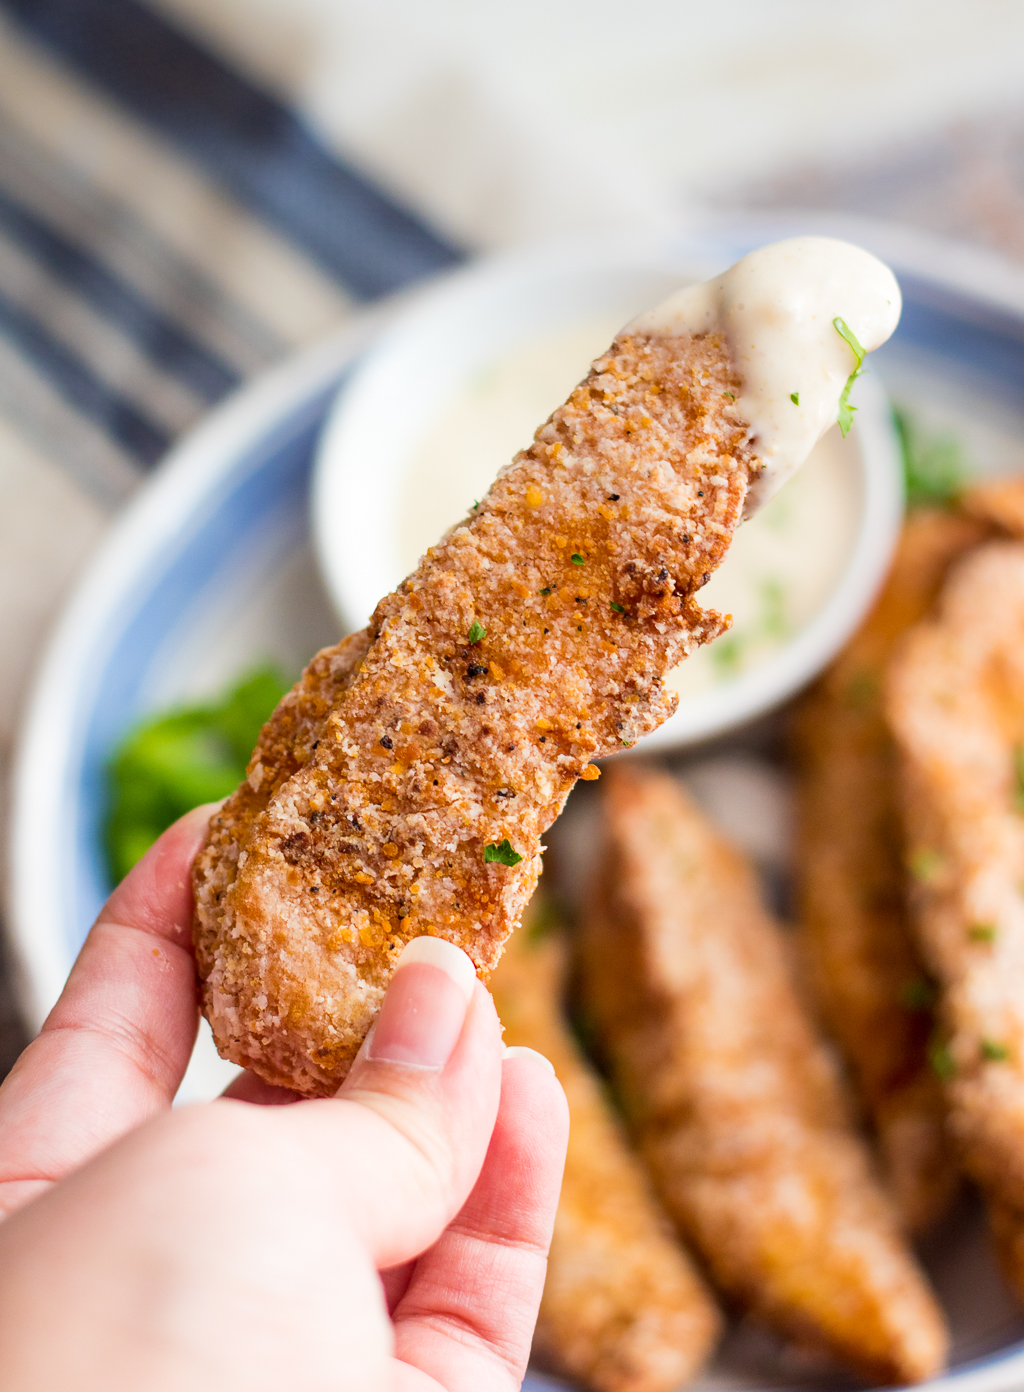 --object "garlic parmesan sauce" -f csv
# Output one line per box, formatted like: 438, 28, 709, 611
398, 300, 864, 701
628, 236, 901, 512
